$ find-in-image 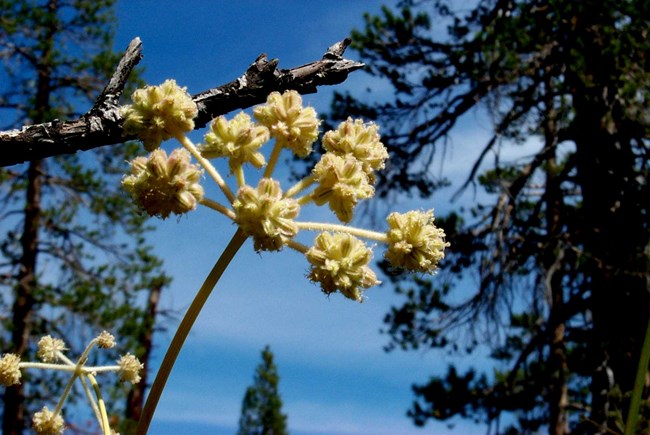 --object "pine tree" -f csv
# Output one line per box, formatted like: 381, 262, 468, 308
238, 346, 288, 435
331, 0, 649, 432
0, 1, 167, 432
